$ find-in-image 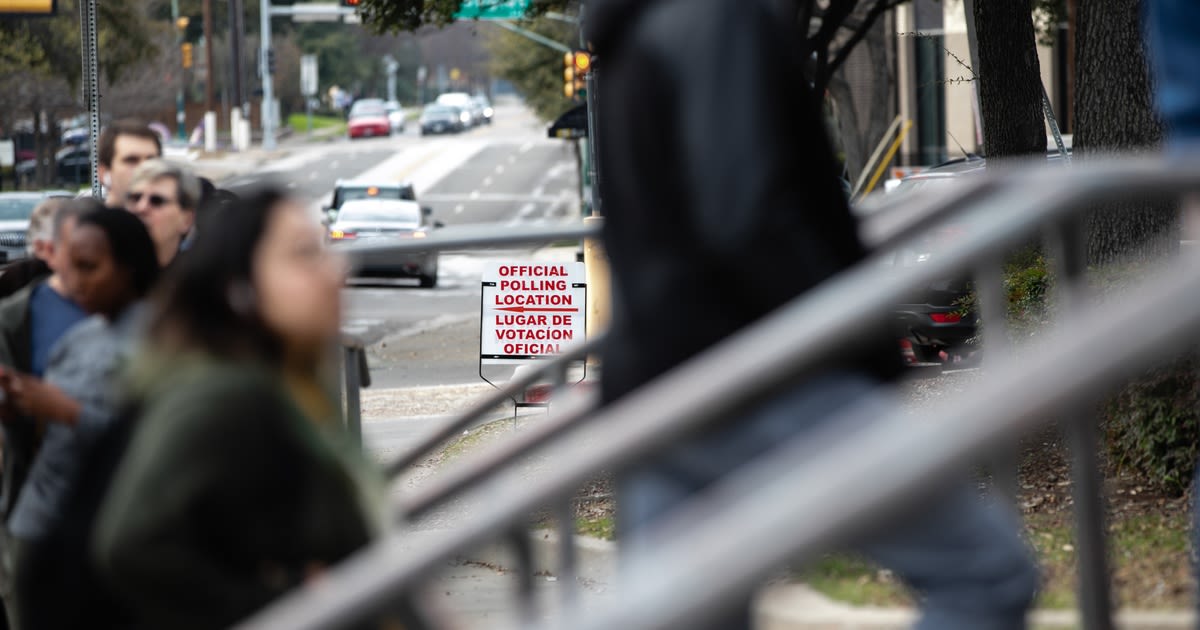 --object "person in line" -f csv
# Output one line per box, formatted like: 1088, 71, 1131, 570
586, 0, 1038, 627
96, 120, 162, 208
0, 208, 159, 629
123, 159, 199, 267
0, 197, 91, 521
0, 197, 67, 300
93, 188, 388, 630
